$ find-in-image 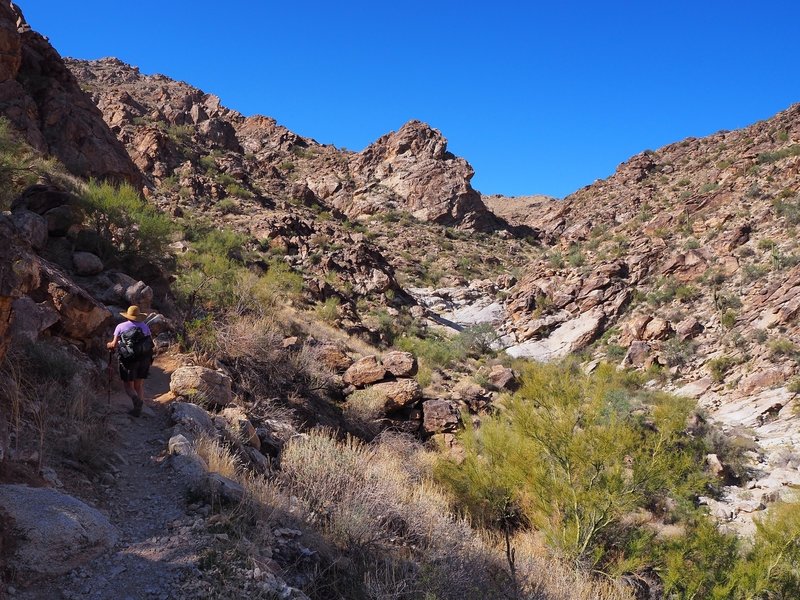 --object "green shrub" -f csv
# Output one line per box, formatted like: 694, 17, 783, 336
314, 297, 341, 323
768, 338, 798, 358
720, 309, 737, 329
757, 144, 800, 164
396, 333, 466, 372
707, 356, 736, 383
435, 361, 710, 571
80, 180, 173, 261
